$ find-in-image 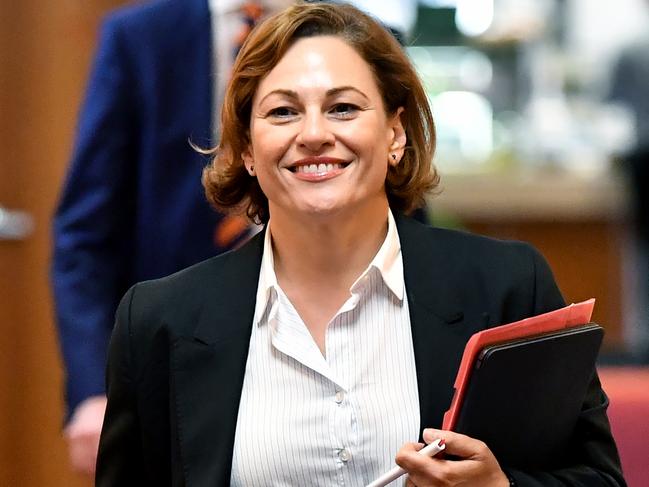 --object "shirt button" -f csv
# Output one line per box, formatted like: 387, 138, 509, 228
339, 448, 352, 462
334, 391, 344, 404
